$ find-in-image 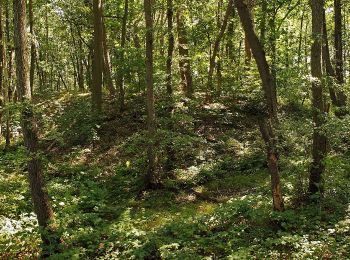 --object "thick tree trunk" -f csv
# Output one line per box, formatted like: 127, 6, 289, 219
176, 7, 193, 98
13, 0, 60, 254
92, 0, 103, 113
207, 0, 233, 95
117, 0, 129, 111
309, 0, 327, 196
235, 0, 284, 211
144, 0, 158, 187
